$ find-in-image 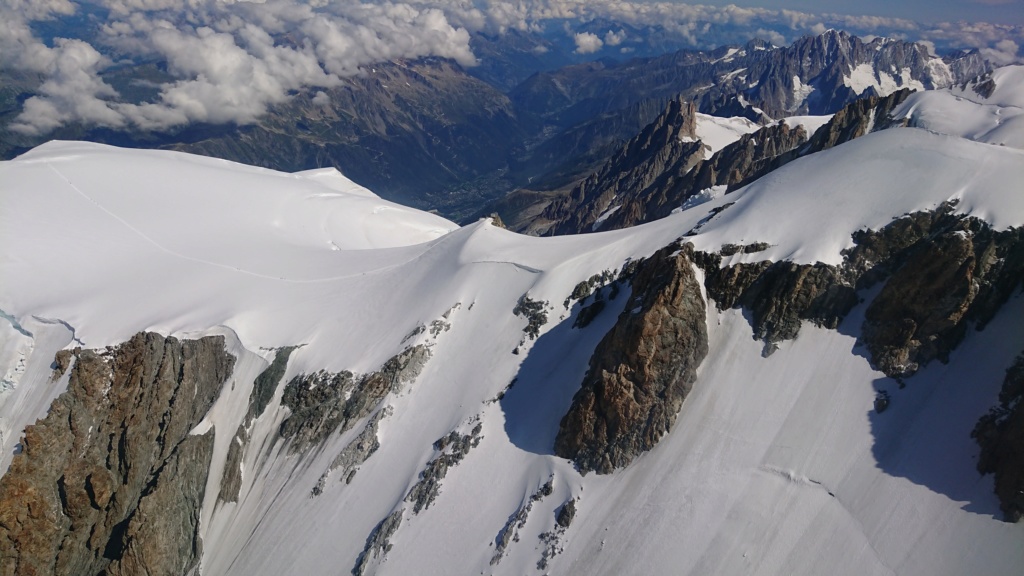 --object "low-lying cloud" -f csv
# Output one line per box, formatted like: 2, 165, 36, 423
2, 0, 1021, 136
